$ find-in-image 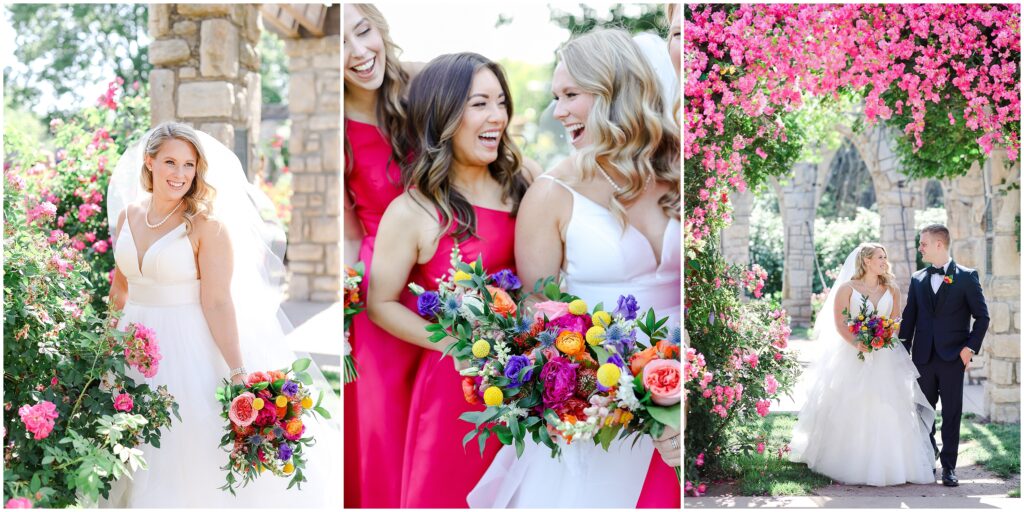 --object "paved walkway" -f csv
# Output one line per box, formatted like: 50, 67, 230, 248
282, 300, 341, 372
